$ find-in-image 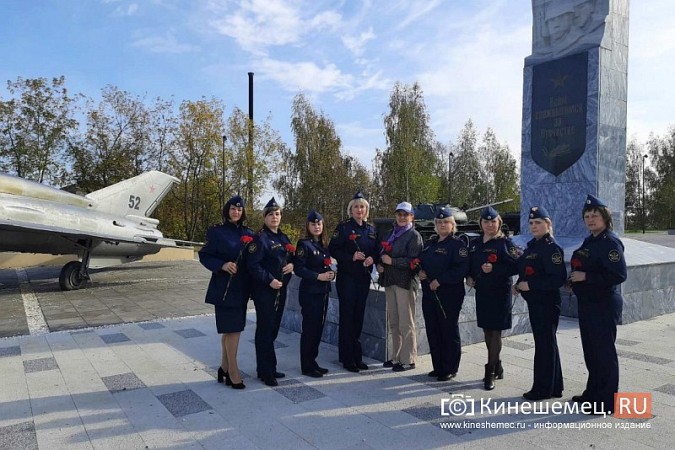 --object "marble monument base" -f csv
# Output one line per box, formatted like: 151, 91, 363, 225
556, 238, 675, 324
280, 276, 532, 362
